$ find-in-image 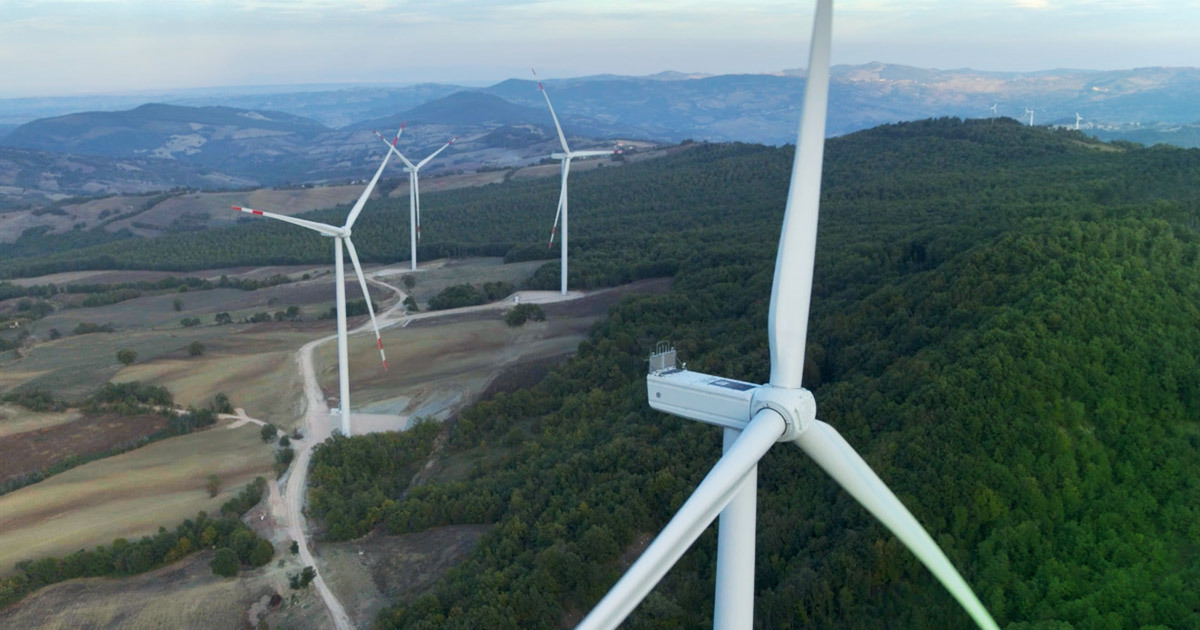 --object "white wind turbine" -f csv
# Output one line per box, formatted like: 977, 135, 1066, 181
373, 126, 457, 271
1025, 107, 1036, 126
577, 1, 1000, 629
1075, 112, 1083, 130
990, 103, 998, 116
232, 131, 398, 437
533, 69, 618, 295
